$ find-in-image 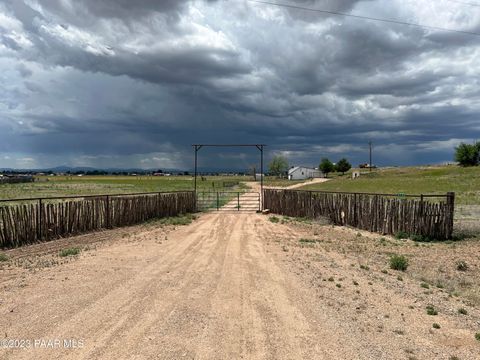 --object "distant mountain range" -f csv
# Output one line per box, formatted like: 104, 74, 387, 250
0, 166, 180, 173
0, 165, 254, 174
